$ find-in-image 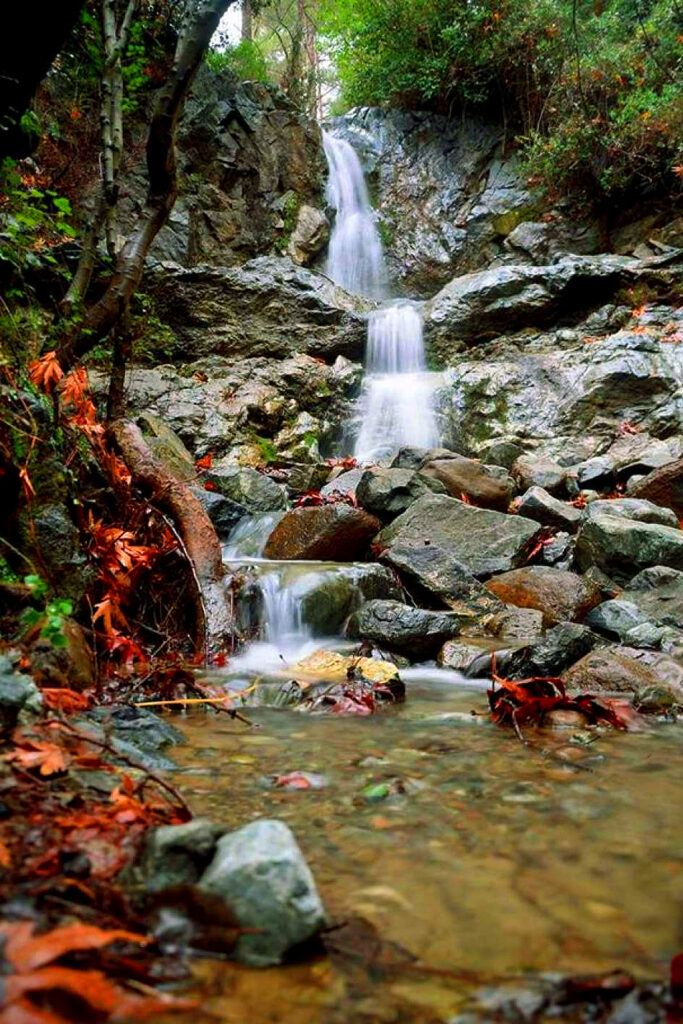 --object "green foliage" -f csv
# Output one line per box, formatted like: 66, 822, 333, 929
254, 435, 279, 464
320, 0, 683, 208
206, 40, 270, 81
22, 575, 73, 648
